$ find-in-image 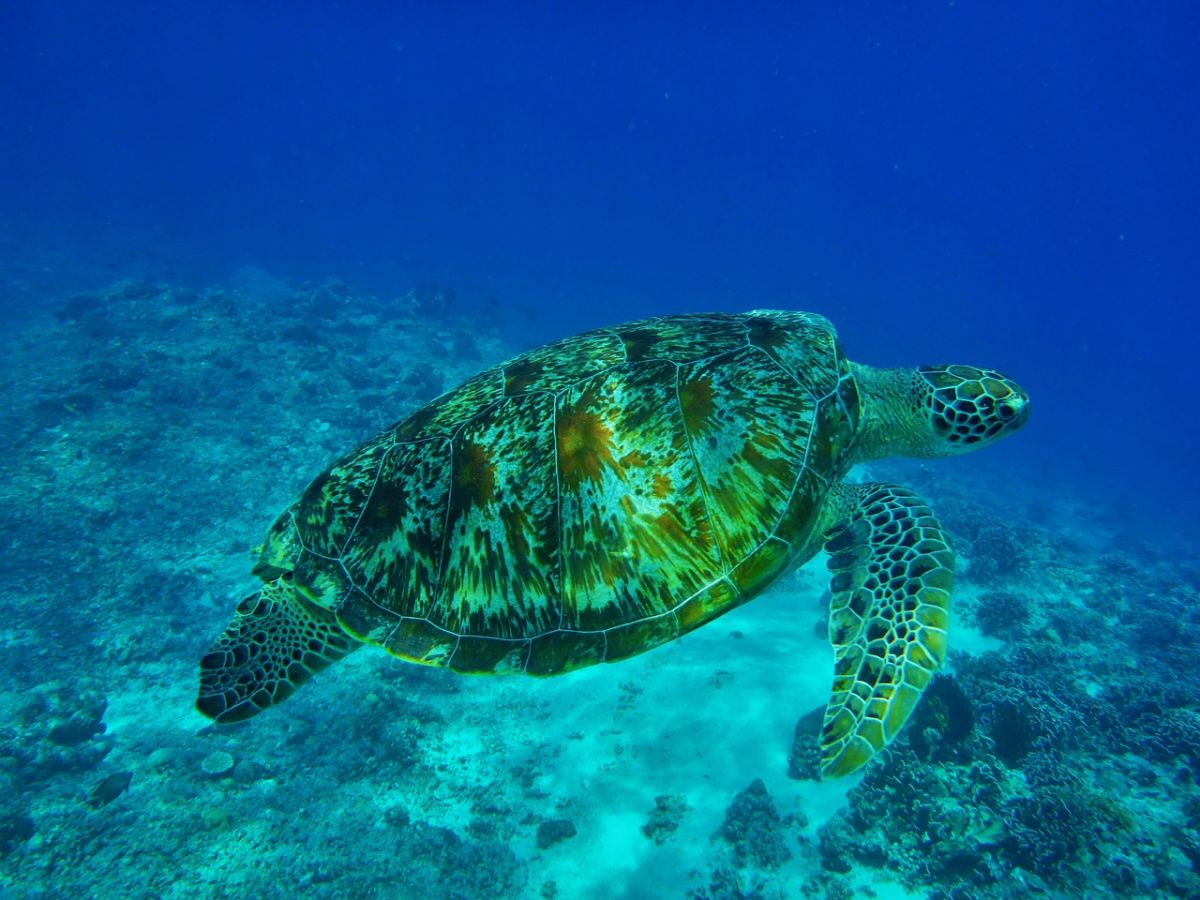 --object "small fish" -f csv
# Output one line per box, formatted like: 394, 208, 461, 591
86, 771, 132, 809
